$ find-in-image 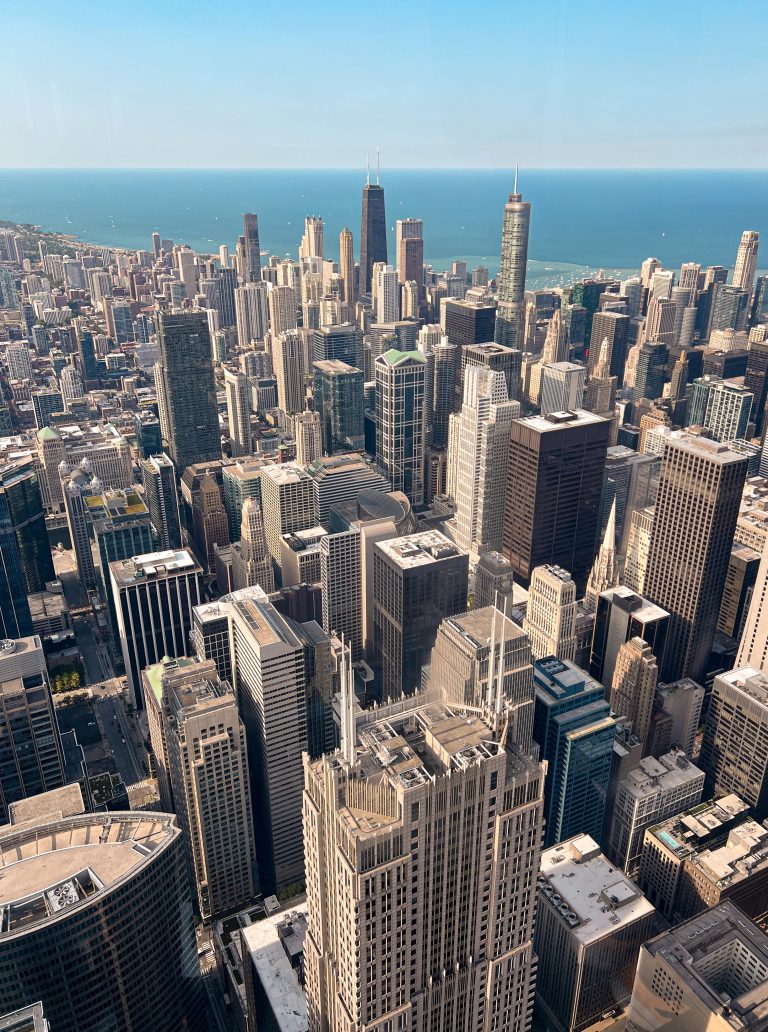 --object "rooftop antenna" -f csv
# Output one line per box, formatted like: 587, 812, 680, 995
487, 595, 498, 710
376, 146, 381, 186
495, 603, 507, 718
514, 161, 519, 195
366, 154, 370, 188
339, 634, 356, 766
